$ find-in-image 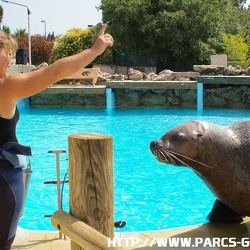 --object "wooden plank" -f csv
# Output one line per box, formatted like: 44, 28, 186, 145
106, 81, 197, 89
197, 76, 250, 85
64, 68, 100, 85
51, 210, 123, 250
39, 85, 106, 95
